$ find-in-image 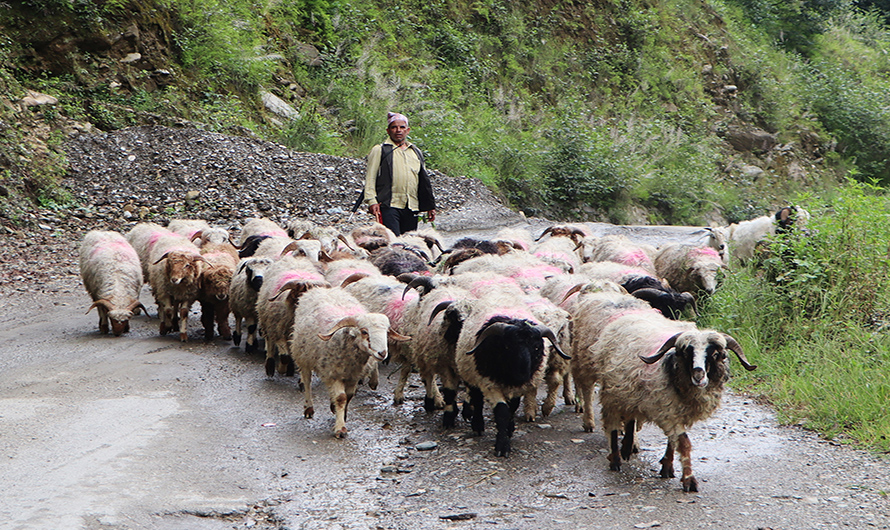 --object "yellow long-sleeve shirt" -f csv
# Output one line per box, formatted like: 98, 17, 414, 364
364, 139, 422, 210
